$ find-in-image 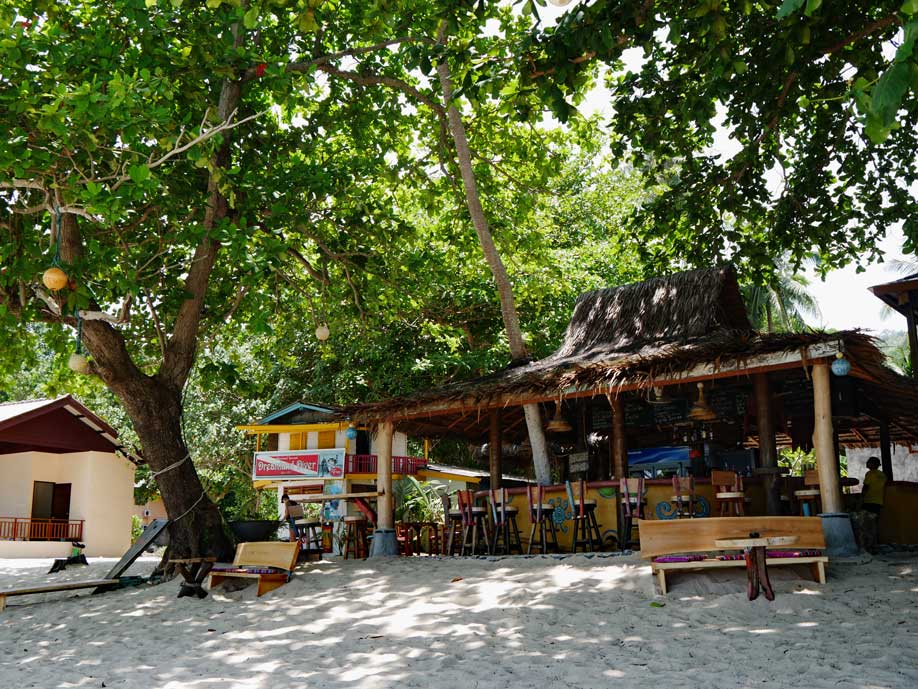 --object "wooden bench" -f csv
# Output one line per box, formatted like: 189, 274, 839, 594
208, 541, 300, 597
638, 517, 828, 595
0, 579, 120, 612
